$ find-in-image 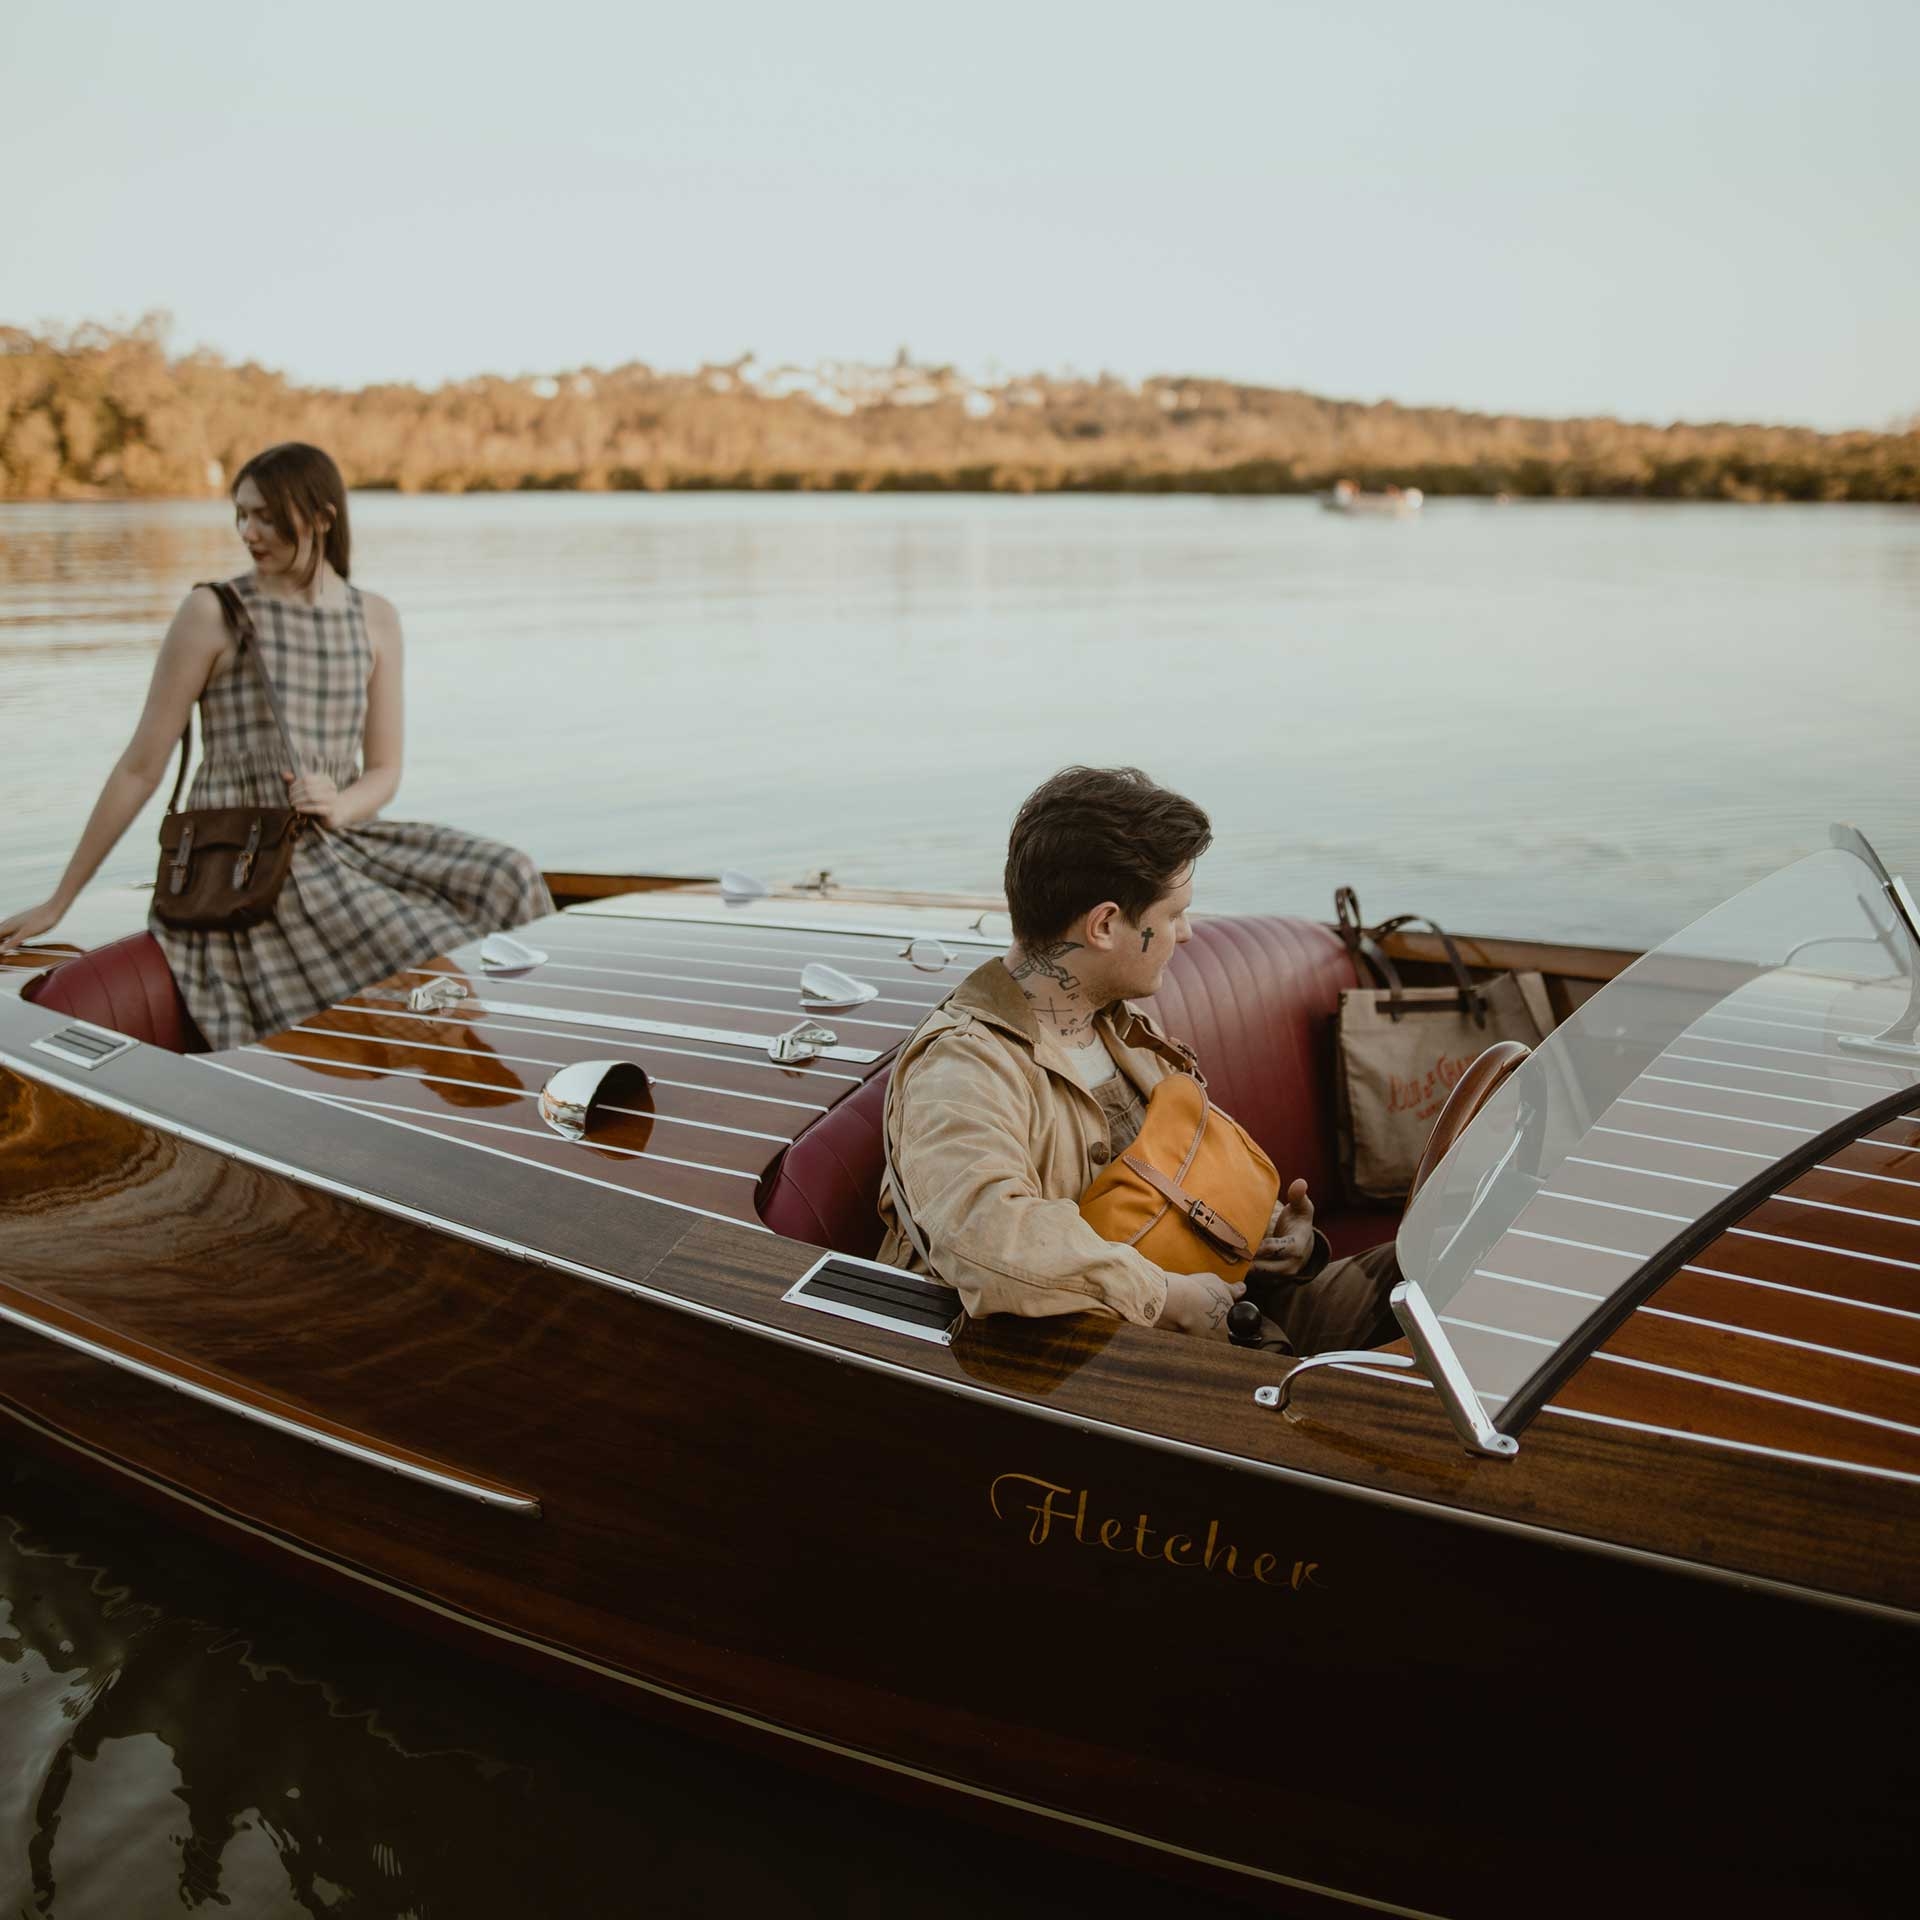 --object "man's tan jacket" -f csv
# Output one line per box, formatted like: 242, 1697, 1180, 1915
876, 957, 1182, 1327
